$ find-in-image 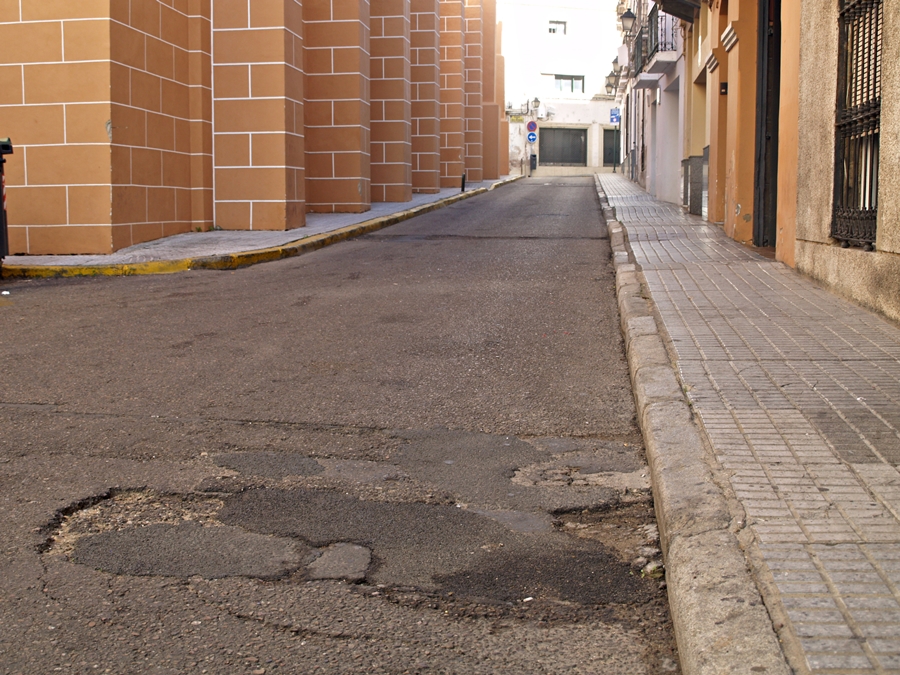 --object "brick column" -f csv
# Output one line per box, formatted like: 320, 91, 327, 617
304, 0, 371, 213
463, 0, 482, 182
439, 0, 465, 187
495, 21, 508, 176
410, 0, 441, 193
212, 0, 306, 230
481, 0, 501, 179
371, 0, 412, 202
188, 3, 214, 233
